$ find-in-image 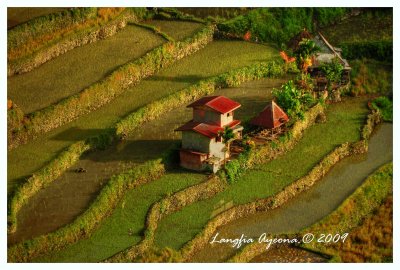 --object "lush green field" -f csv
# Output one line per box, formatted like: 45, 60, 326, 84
144, 20, 203, 40
8, 40, 279, 194
320, 11, 392, 45
36, 171, 206, 262
154, 97, 369, 250
8, 25, 165, 114
7, 8, 68, 29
